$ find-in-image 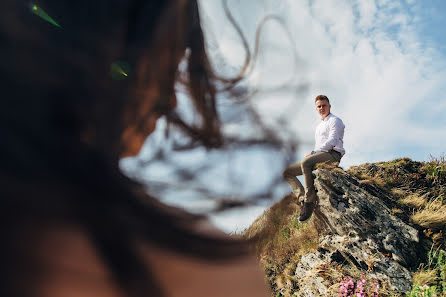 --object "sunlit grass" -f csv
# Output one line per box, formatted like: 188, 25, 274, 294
398, 193, 428, 209
411, 205, 446, 229
412, 269, 438, 286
